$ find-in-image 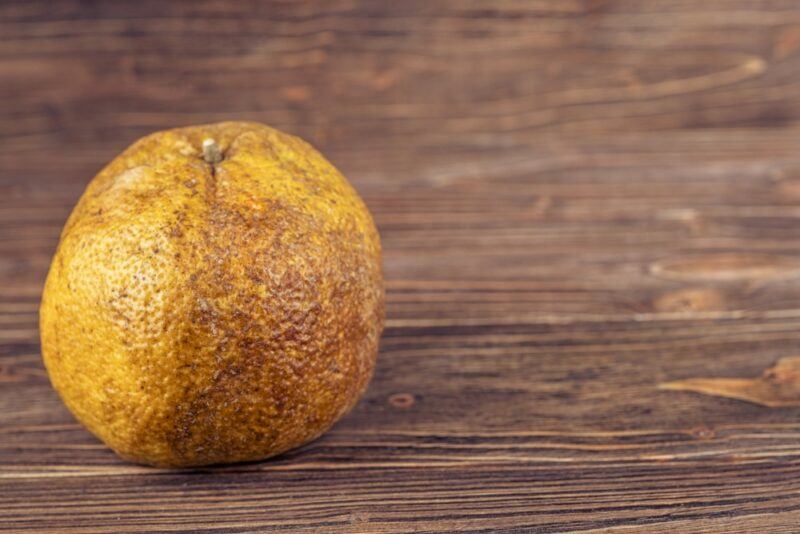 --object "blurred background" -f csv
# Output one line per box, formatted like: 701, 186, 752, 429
5, 1, 800, 531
